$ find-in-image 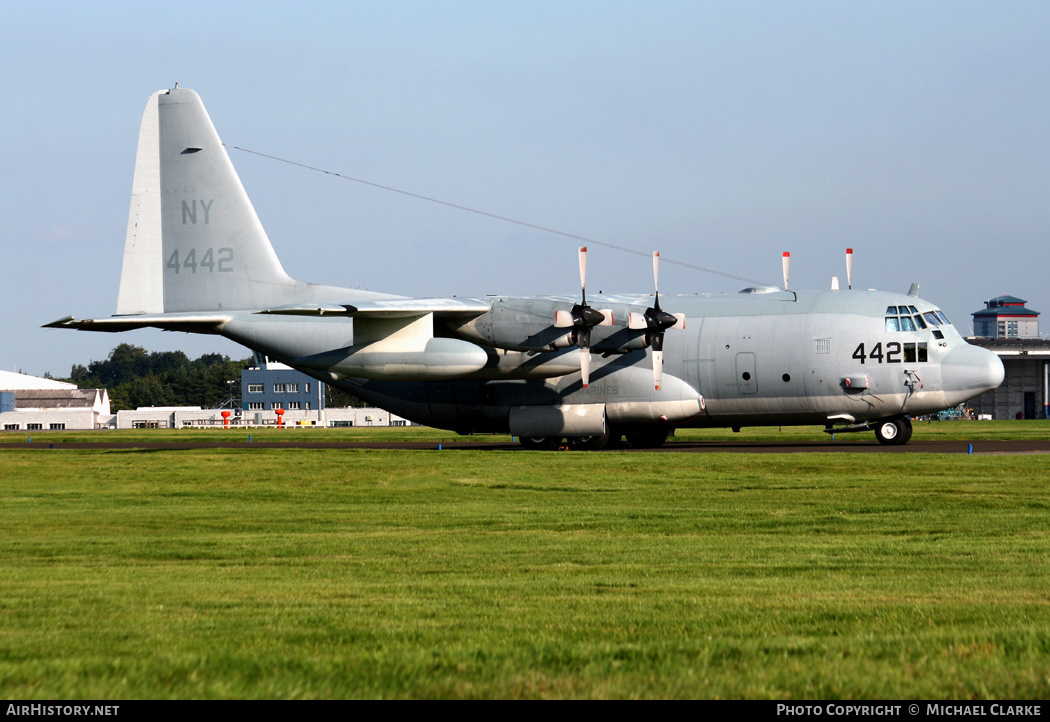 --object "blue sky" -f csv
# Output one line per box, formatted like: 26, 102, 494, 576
4, 1, 1049, 376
